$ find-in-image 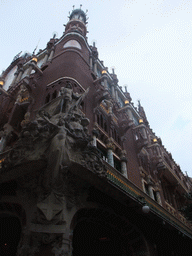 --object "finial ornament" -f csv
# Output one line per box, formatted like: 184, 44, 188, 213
73, 5, 75, 9
80, 4, 82, 9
